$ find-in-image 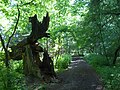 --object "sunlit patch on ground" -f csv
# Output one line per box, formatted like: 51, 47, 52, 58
68, 58, 85, 69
